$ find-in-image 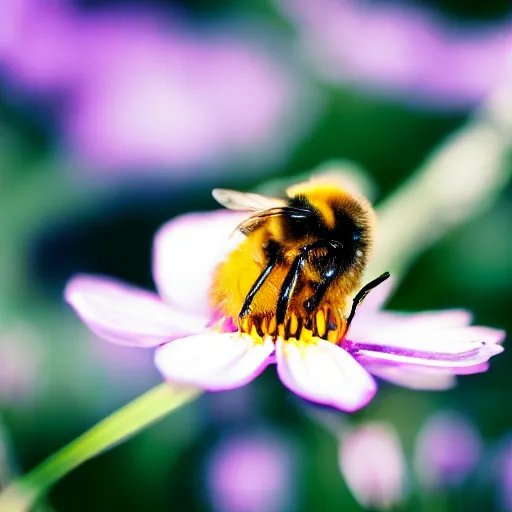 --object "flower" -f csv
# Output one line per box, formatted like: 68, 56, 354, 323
338, 422, 407, 510
63, 15, 308, 173
65, 209, 505, 412
204, 430, 298, 512
276, 0, 512, 110
0, 1, 315, 175
0, 324, 43, 405
0, 0, 79, 92
496, 437, 512, 511
414, 411, 482, 489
